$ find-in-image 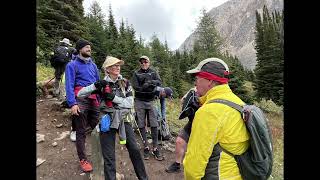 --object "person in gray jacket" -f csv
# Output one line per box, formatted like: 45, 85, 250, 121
77, 56, 148, 180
